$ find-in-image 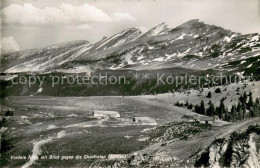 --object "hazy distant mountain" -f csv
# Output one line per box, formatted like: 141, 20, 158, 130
1, 19, 259, 74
